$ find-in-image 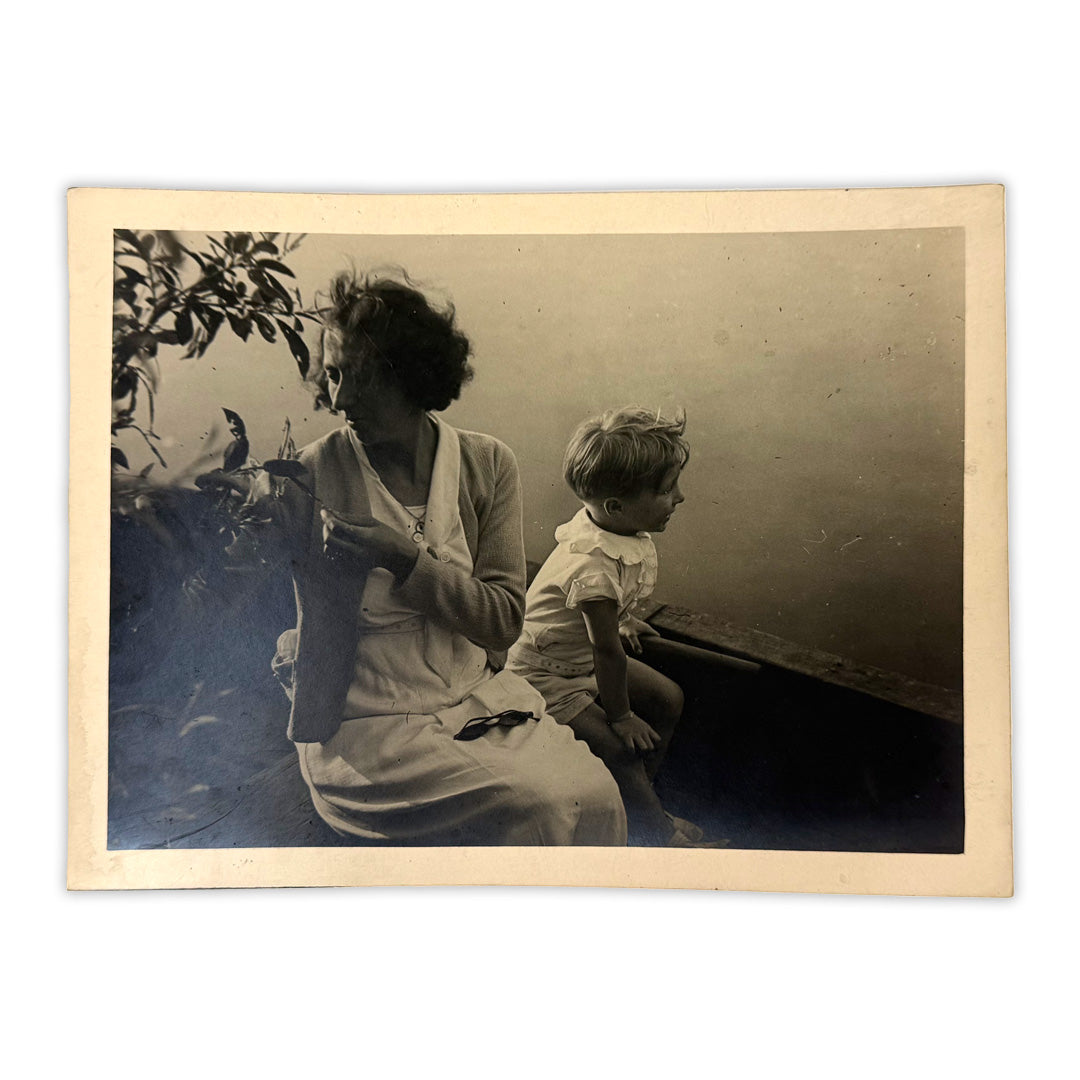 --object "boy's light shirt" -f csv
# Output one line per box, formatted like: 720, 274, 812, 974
554, 508, 657, 605
515, 508, 658, 665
